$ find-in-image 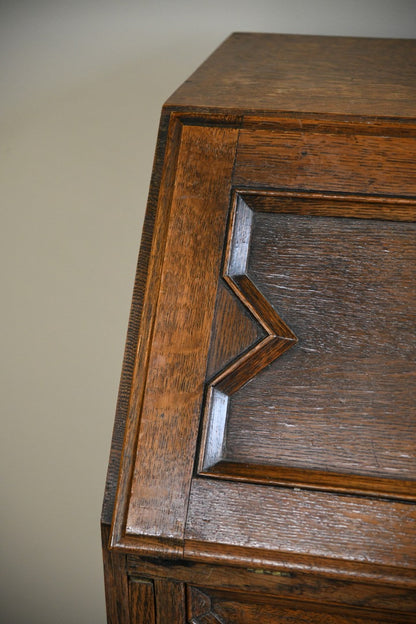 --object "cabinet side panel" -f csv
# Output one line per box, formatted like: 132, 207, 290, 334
102, 111, 172, 526
102, 524, 130, 624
